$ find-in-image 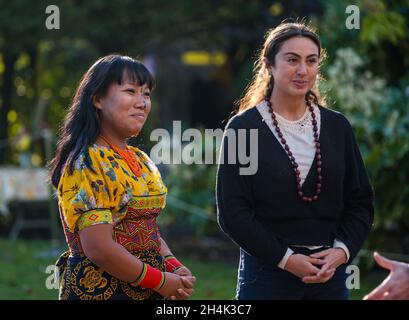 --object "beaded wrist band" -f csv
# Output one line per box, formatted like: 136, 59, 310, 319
132, 263, 165, 290
164, 255, 183, 273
